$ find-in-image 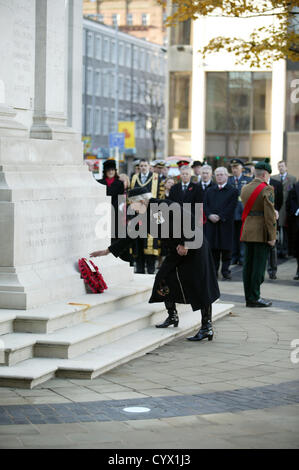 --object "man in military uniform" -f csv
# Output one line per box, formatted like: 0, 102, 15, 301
191, 160, 203, 183
130, 159, 161, 273
240, 159, 277, 308
228, 158, 252, 265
